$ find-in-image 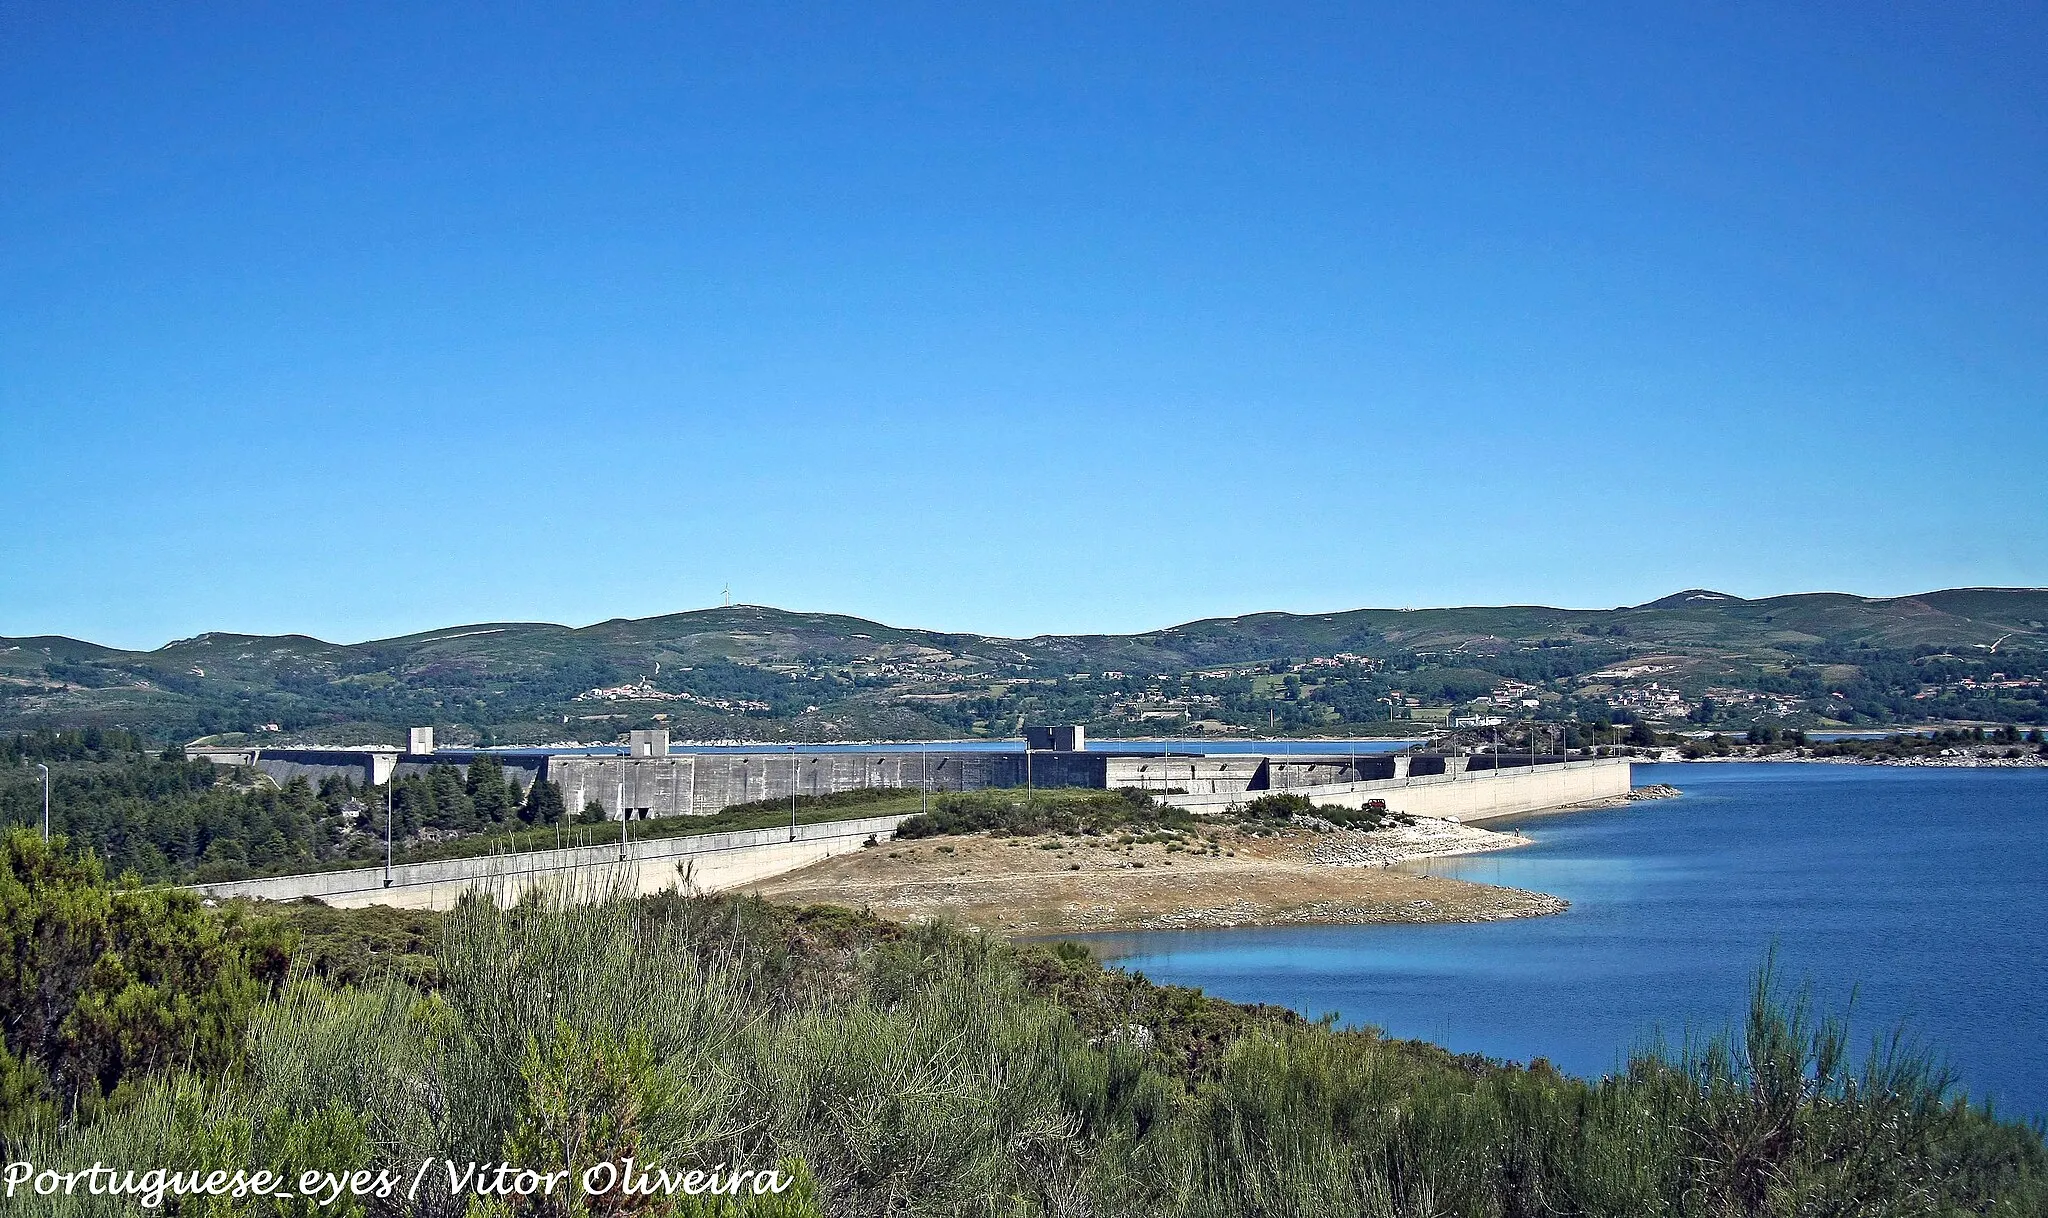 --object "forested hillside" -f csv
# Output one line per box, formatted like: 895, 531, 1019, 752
4, 589, 2045, 744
